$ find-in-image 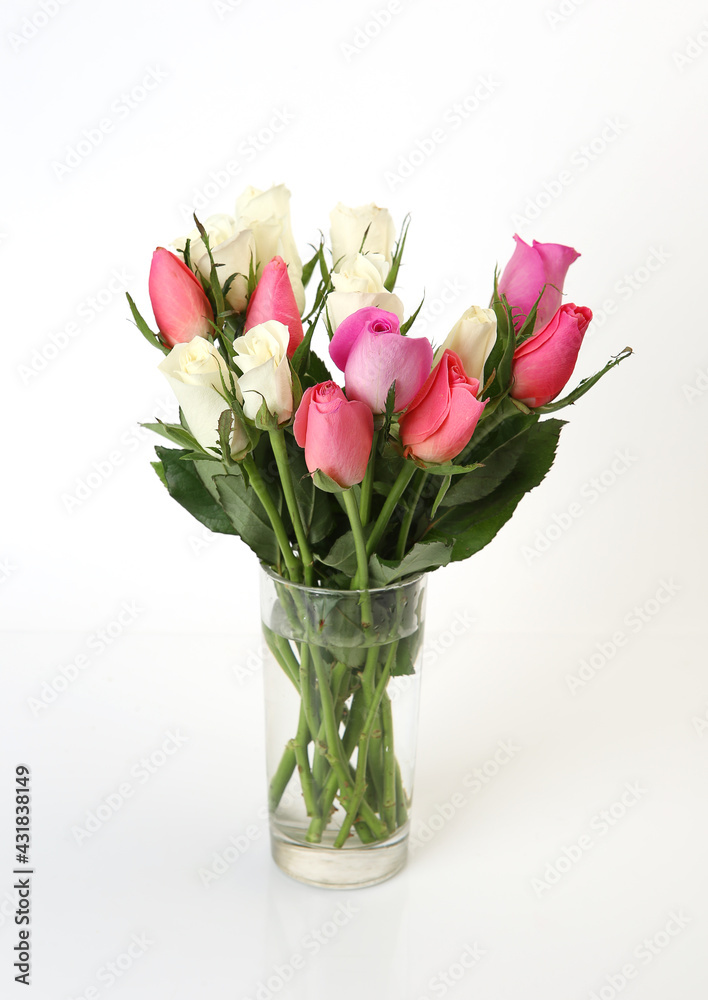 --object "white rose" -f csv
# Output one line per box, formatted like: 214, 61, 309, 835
173, 213, 237, 264
330, 252, 389, 293
330, 202, 396, 266
326, 291, 405, 333
194, 230, 256, 313
434, 306, 498, 384
158, 338, 249, 458
233, 320, 293, 422
235, 184, 305, 313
